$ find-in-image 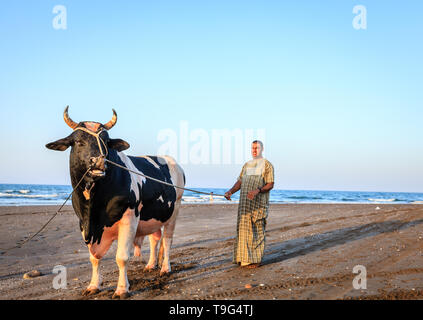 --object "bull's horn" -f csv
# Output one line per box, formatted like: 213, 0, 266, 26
63, 106, 78, 130
103, 109, 117, 130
